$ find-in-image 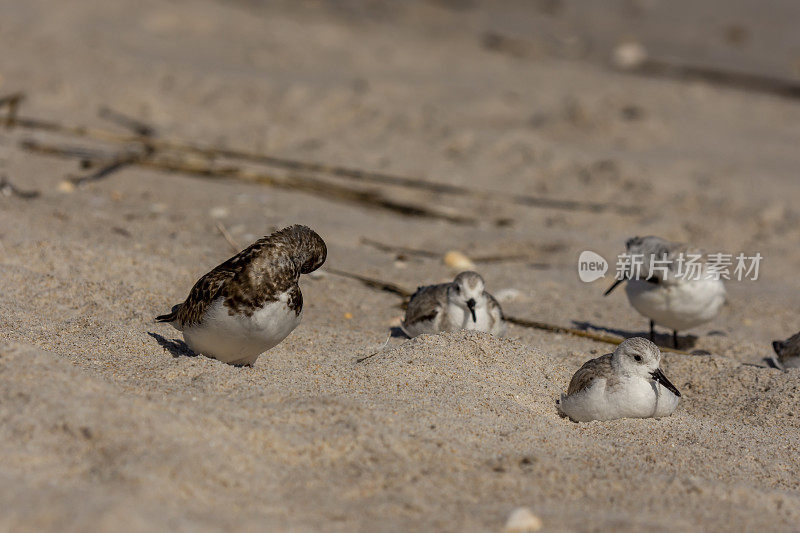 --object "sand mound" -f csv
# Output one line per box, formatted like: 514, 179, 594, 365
3, 334, 799, 530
